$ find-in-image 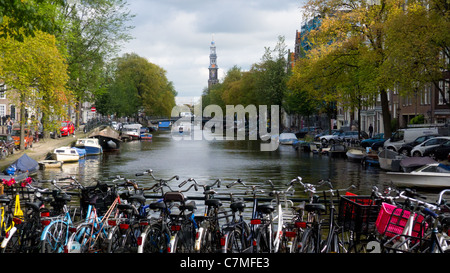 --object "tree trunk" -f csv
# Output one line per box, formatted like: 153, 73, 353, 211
380, 88, 392, 138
